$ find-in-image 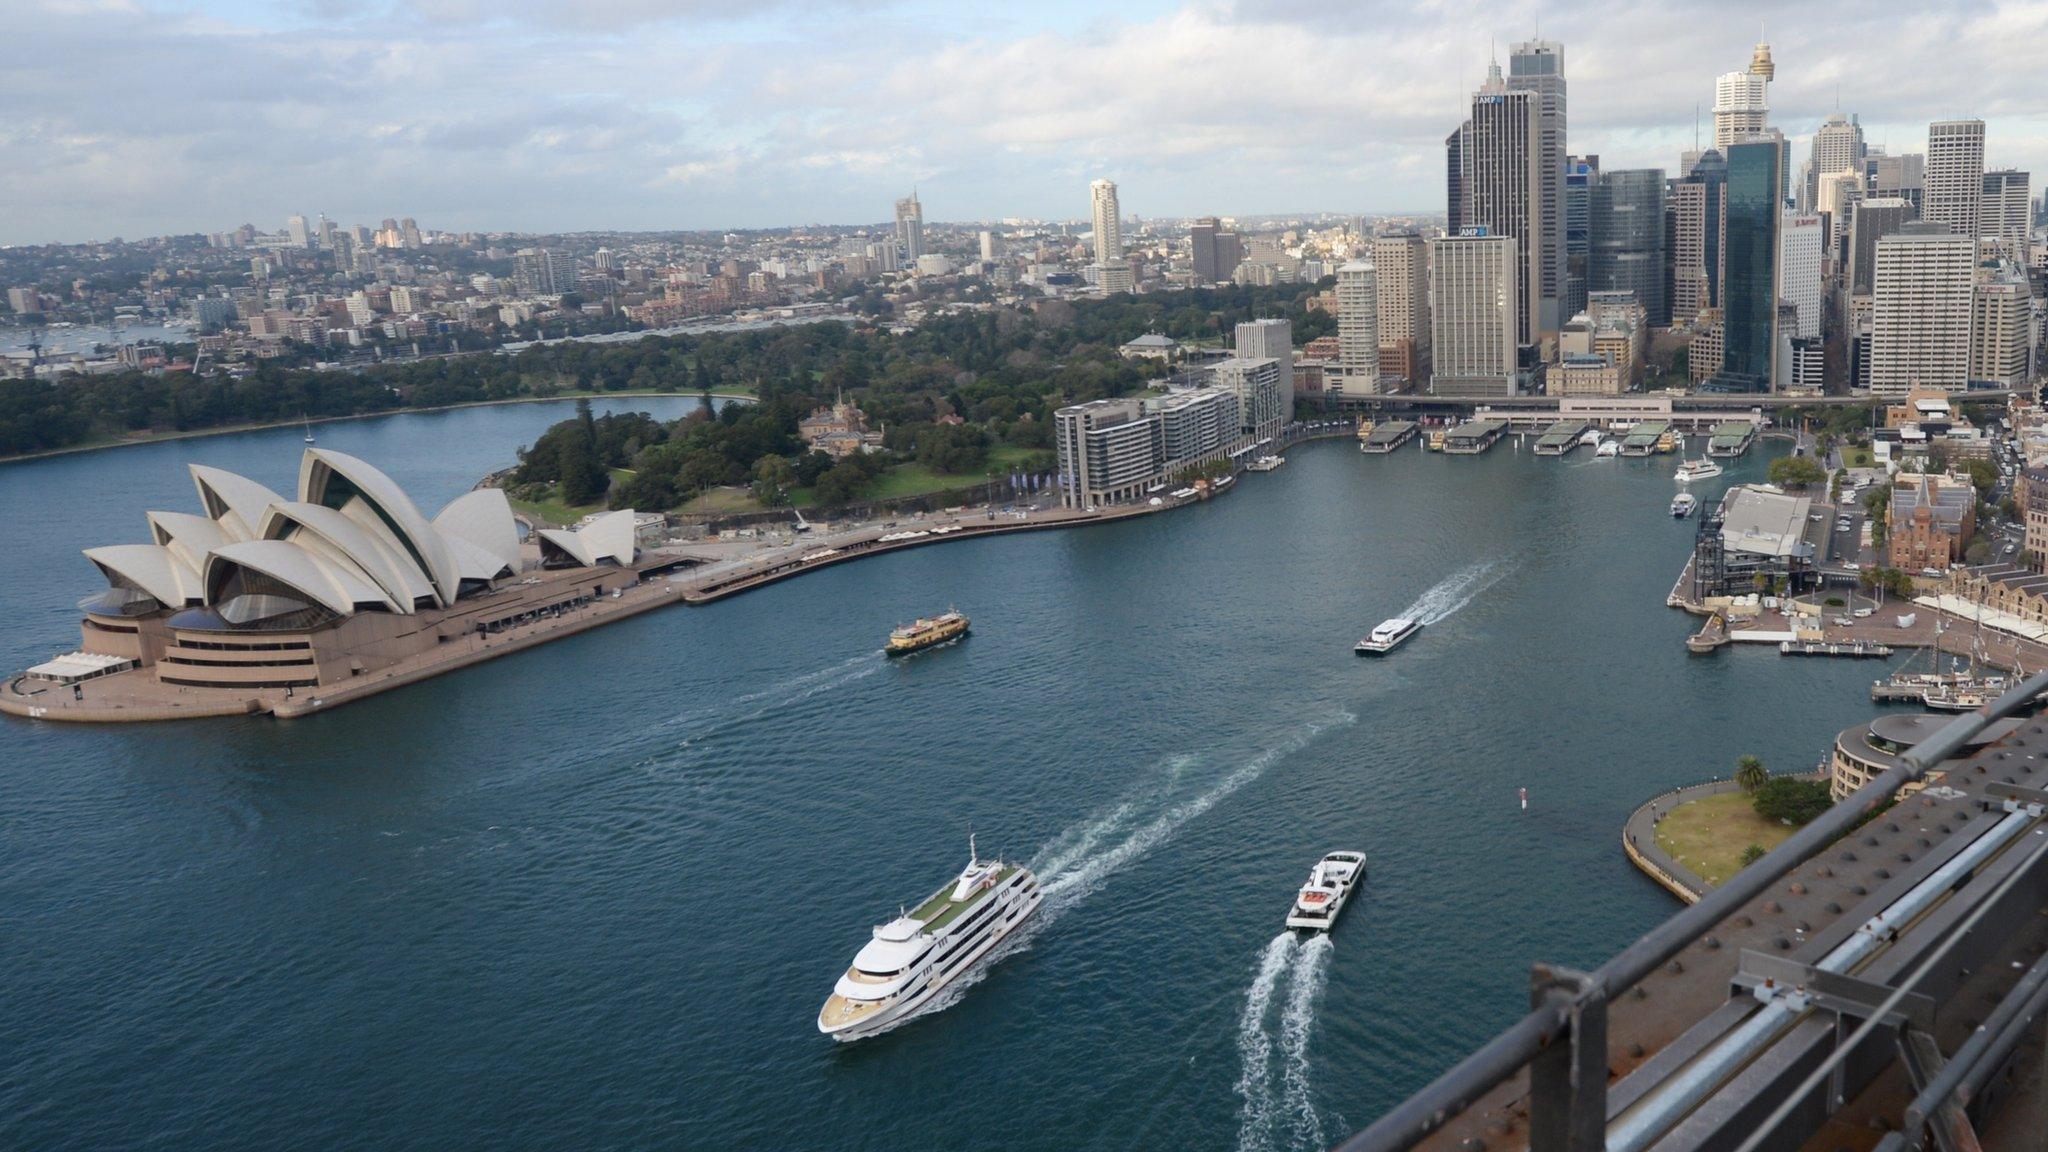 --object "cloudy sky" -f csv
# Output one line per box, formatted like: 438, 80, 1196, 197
5, 0, 2046, 244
